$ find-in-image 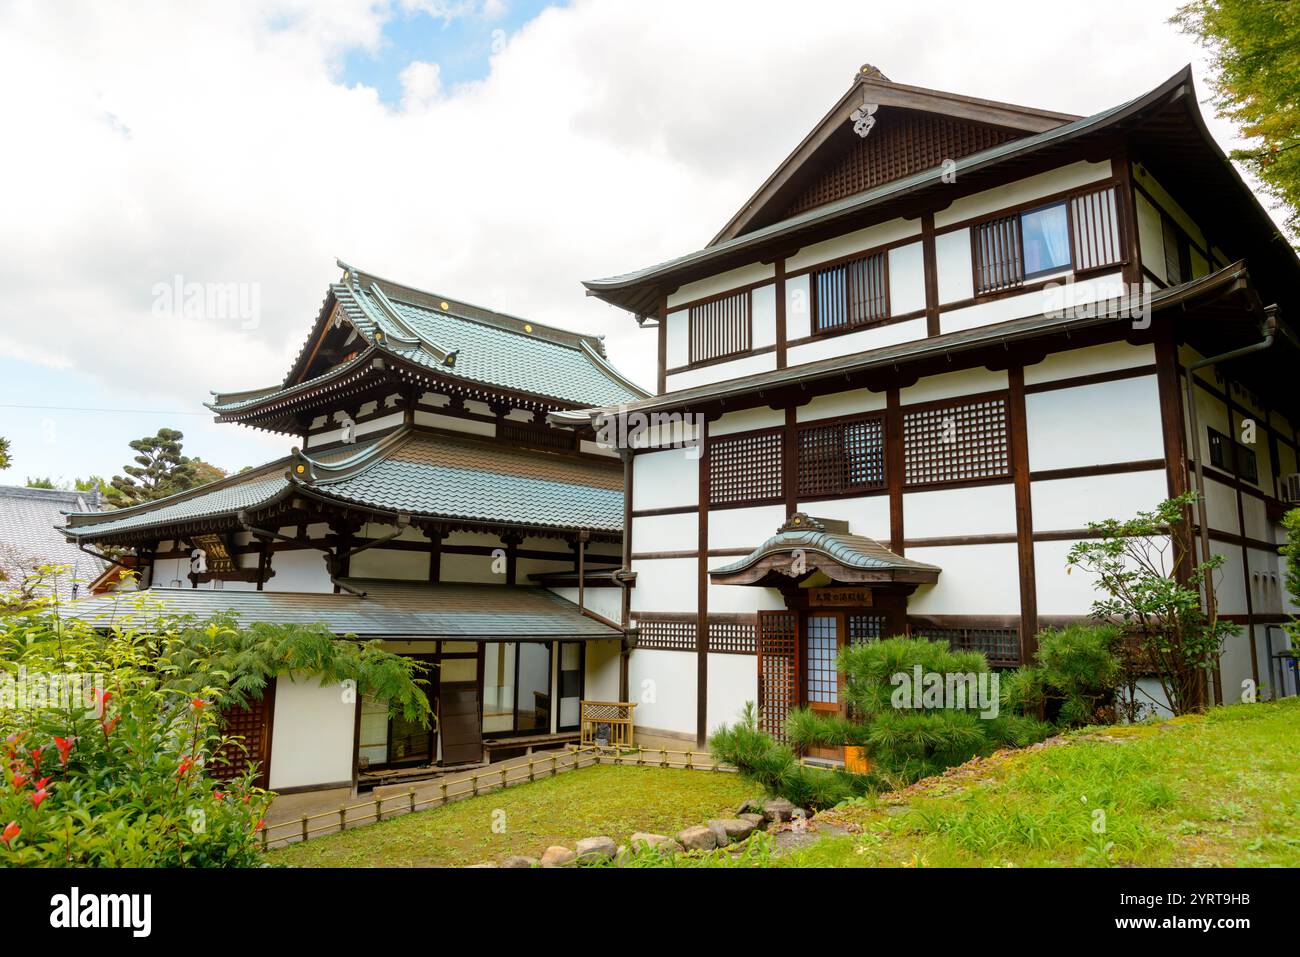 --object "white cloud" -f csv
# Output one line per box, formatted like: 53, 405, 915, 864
0, 0, 1266, 425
